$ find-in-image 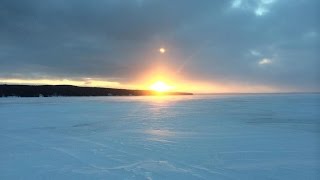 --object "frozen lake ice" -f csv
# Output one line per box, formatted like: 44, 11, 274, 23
0, 94, 319, 179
